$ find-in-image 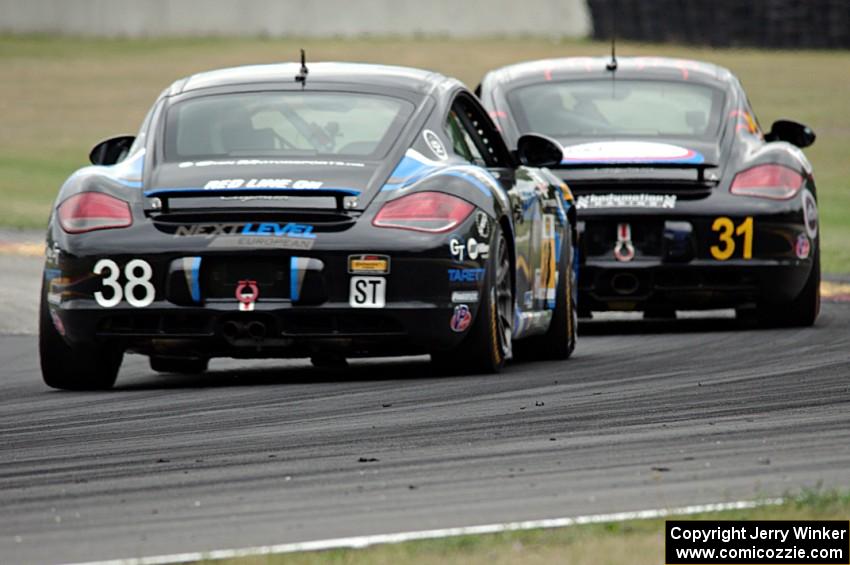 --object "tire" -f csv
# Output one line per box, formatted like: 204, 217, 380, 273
149, 356, 209, 374
757, 247, 820, 327
432, 224, 512, 374
39, 288, 122, 390
515, 227, 577, 360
